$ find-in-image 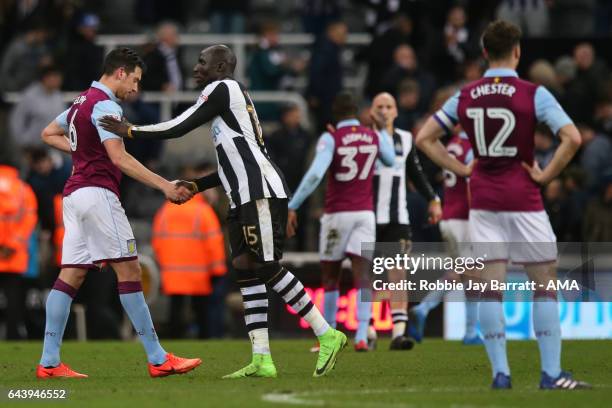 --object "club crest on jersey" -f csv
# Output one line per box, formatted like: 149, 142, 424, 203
127, 239, 137, 255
